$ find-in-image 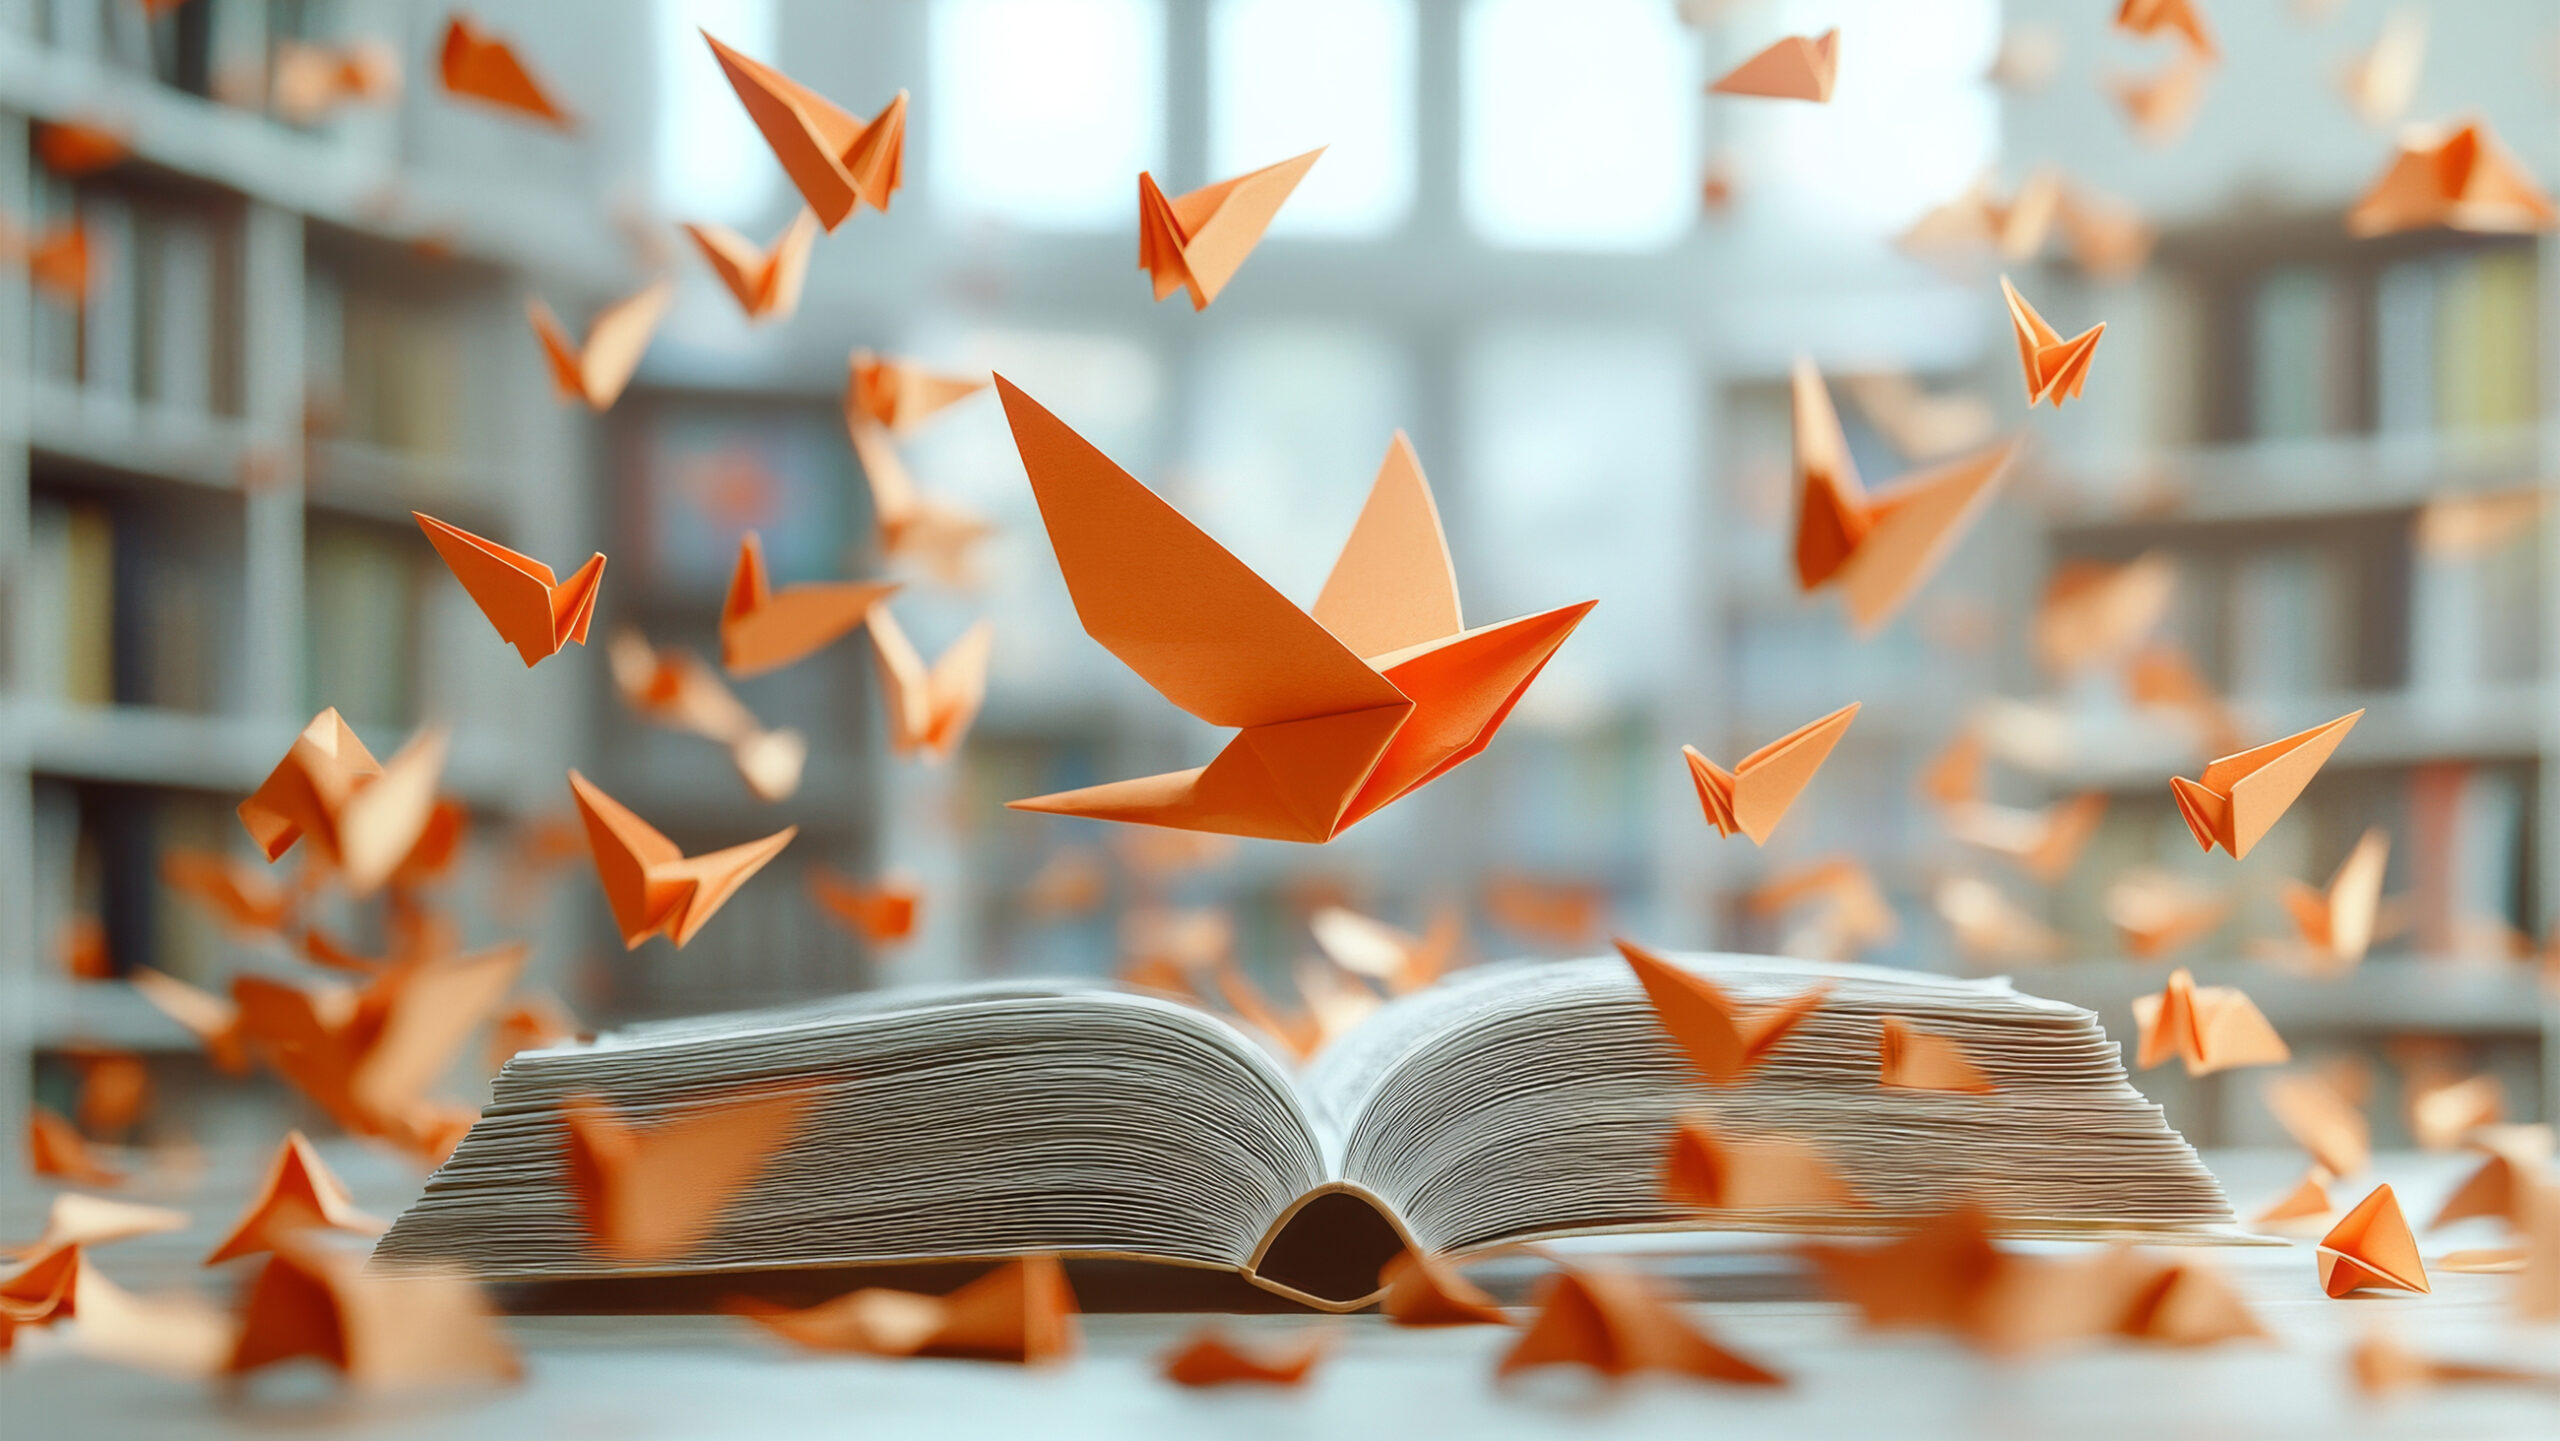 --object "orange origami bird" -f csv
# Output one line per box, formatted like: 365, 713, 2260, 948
2133, 969, 2290, 1077
230, 945, 526, 1149
2265, 1072, 2372, 1179
2432, 1129, 2552, 1229
1944, 793, 2107, 884
808, 869, 921, 945
2170, 710, 2361, 859
1160, 1327, 1329, 1387
2106, 868, 2231, 959
2280, 826, 2389, 970
33, 120, 128, 177
2107, 53, 2210, 146
227, 1234, 521, 1387
28, 1106, 121, 1187
2001, 276, 2104, 408
704, 32, 906, 229
528, 279, 671, 410
1709, 28, 1838, 103
2319, 1185, 2429, 1297
1377, 1250, 1510, 1326
11, 1193, 187, 1255
1683, 702, 1859, 845
204, 1132, 384, 1265
998, 381, 1593, 843
1309, 905, 1463, 996
740, 1255, 1079, 1363
607, 629, 807, 802
566, 771, 795, 949
1790, 359, 2020, 632
720, 532, 901, 677
1662, 1117, 1861, 1212
867, 606, 993, 760
1617, 939, 1830, 1085
415, 511, 606, 666
2254, 1165, 2335, 1229
846, 415, 997, 583
1497, 1265, 1785, 1386
2, 1242, 237, 1378
1878, 1017, 1996, 1093
130, 967, 248, 1074
158, 850, 293, 936
683, 210, 817, 323
849, 351, 987, 435
2115, 0, 2217, 59
437, 13, 571, 127
562, 1088, 816, 1264
2055, 182, 2159, 281
237, 709, 449, 897
1139, 148, 1323, 310
2034, 552, 2175, 675
271, 38, 400, 125
2, 221, 94, 303
2347, 118, 2557, 237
